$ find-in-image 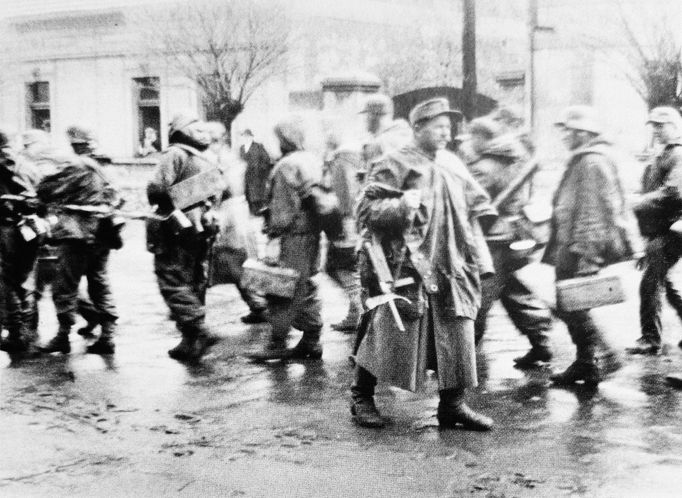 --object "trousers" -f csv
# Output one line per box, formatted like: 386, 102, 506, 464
154, 238, 209, 330
639, 235, 682, 346
475, 245, 552, 345
52, 241, 118, 327
0, 226, 38, 336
